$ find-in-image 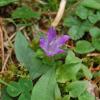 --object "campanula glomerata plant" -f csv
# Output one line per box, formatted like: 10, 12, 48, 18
0, 0, 100, 100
